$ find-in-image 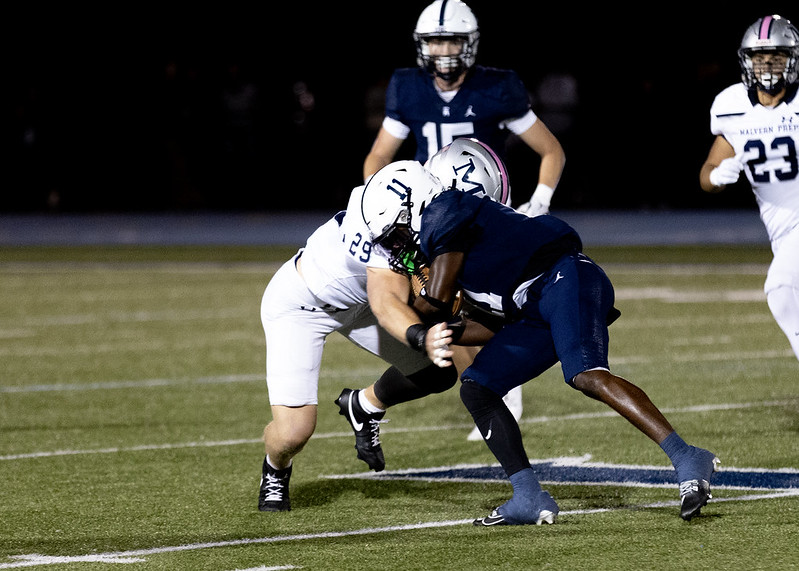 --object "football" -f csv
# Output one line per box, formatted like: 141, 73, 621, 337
410, 266, 430, 300
410, 266, 463, 314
